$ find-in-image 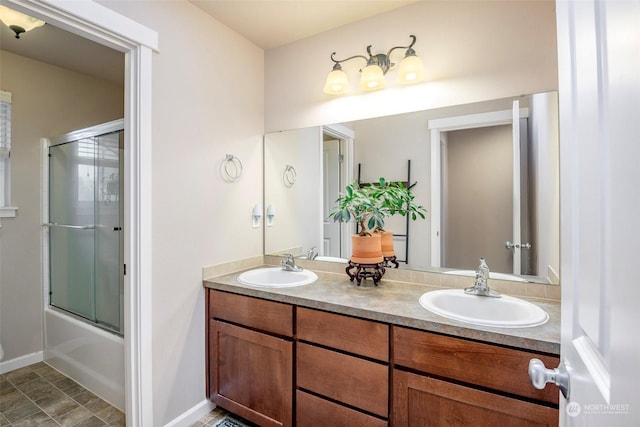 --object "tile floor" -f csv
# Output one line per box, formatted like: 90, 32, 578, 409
0, 362, 125, 426
191, 407, 257, 427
